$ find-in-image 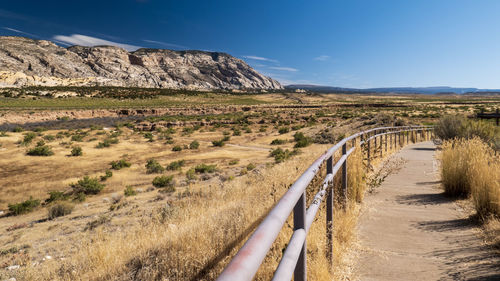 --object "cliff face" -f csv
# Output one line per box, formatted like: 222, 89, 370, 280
0, 36, 282, 90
